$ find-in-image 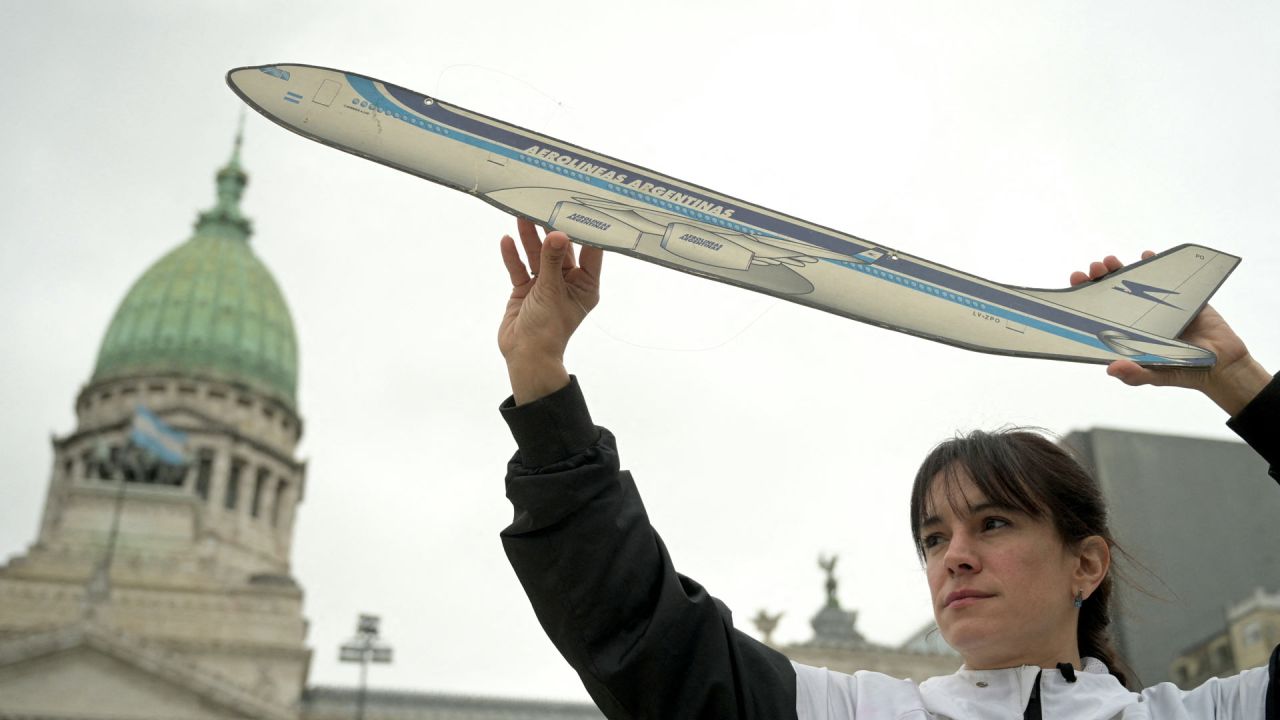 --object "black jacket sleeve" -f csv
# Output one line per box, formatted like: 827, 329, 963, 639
1225, 372, 1280, 484
1228, 373, 1280, 719
500, 378, 798, 720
